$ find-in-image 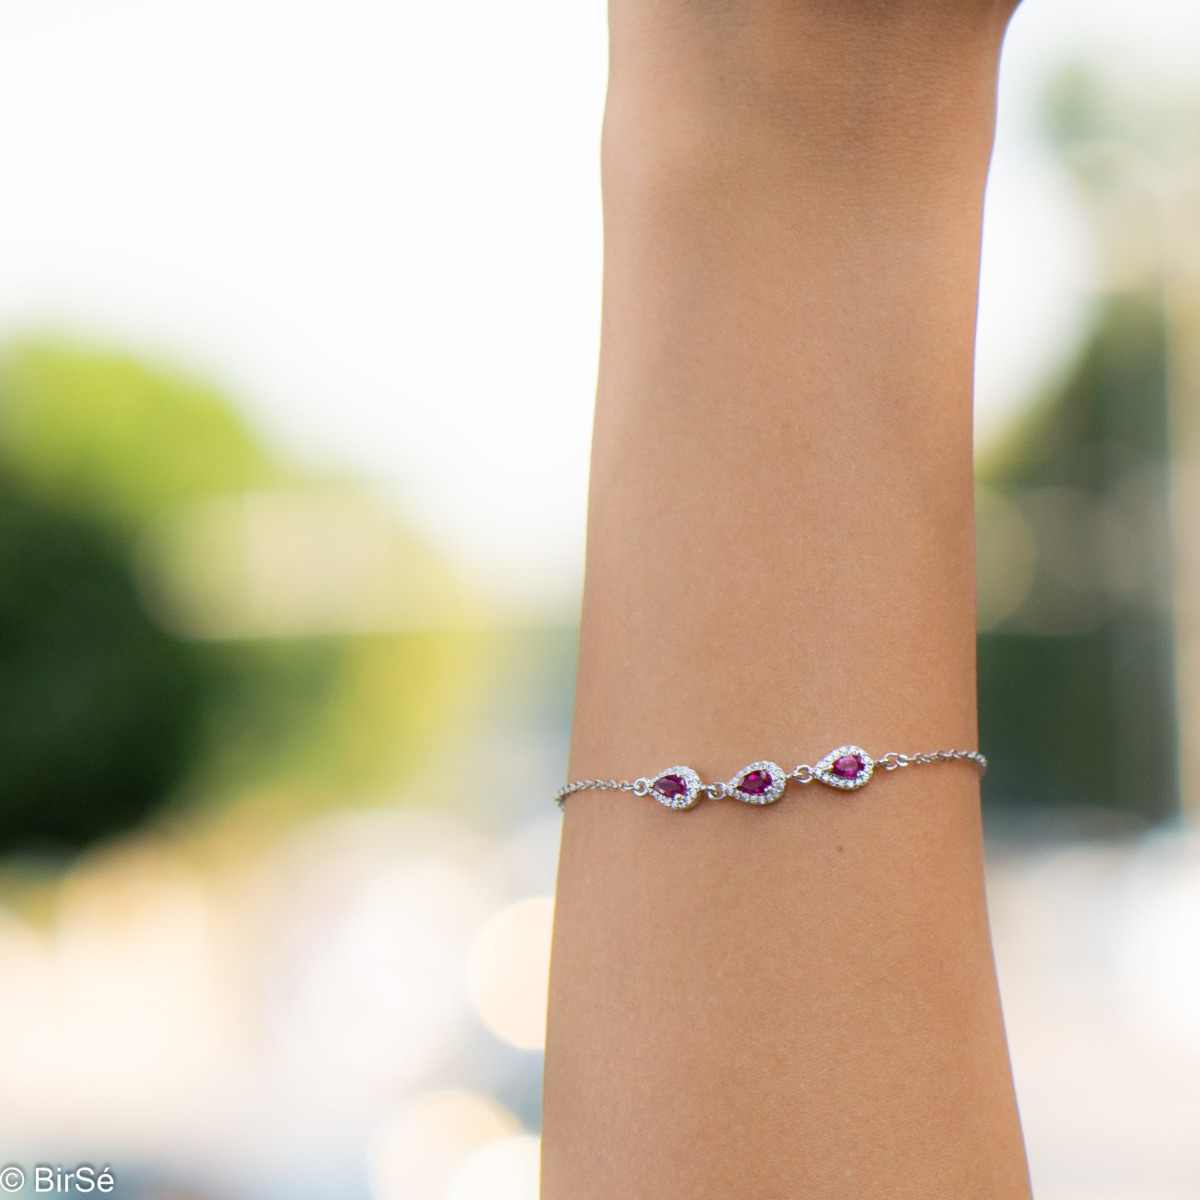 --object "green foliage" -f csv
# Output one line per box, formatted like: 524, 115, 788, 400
977, 295, 1170, 488
1040, 64, 1111, 151
0, 340, 283, 540
0, 337, 471, 854
0, 479, 210, 848
976, 292, 1177, 822
979, 621, 1176, 822
969, 62, 1200, 824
